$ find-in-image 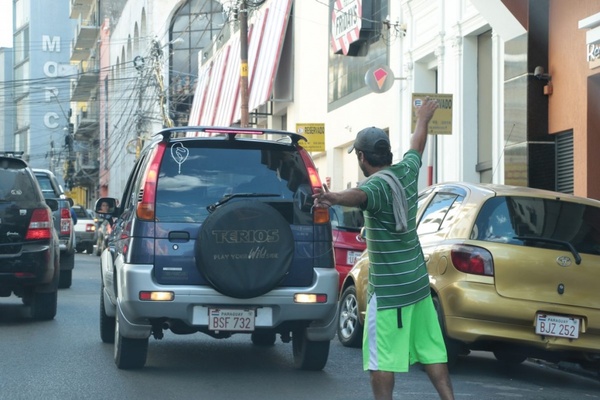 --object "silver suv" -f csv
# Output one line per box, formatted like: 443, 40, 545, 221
97, 127, 338, 370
